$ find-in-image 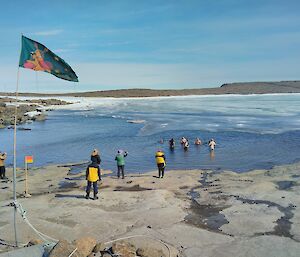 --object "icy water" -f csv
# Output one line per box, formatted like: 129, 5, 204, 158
1, 94, 300, 173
